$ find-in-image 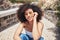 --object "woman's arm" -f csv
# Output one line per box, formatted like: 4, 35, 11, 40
32, 17, 39, 40
32, 19, 44, 40
32, 12, 44, 40
13, 22, 24, 40
32, 12, 39, 40
38, 21, 44, 38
